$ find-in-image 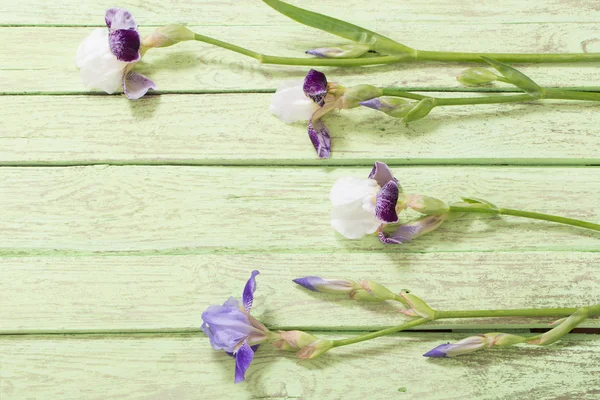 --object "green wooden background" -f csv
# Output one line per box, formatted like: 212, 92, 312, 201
1, 1, 600, 398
